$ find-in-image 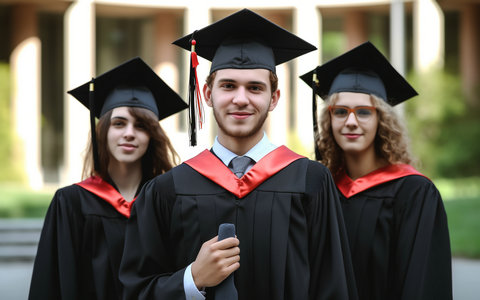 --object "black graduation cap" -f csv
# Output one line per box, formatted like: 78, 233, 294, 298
68, 57, 187, 170
68, 56, 187, 120
173, 8, 317, 74
299, 41, 418, 105
299, 41, 418, 160
173, 8, 317, 145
